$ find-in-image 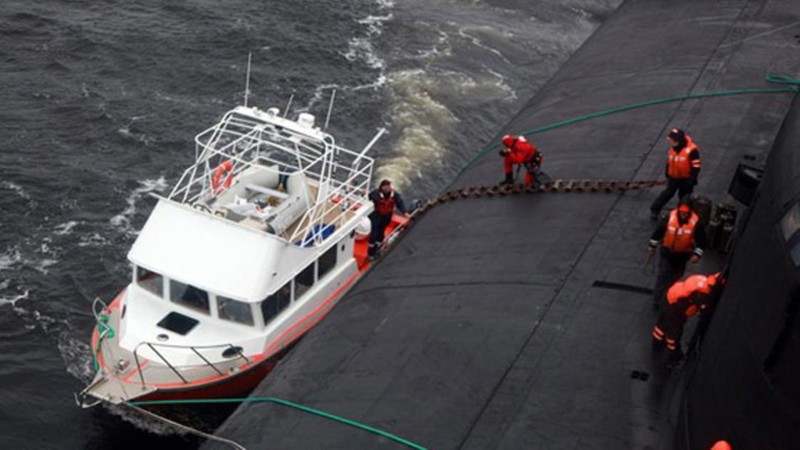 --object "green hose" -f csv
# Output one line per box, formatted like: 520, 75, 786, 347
460, 74, 799, 173
130, 397, 428, 450
92, 314, 115, 372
